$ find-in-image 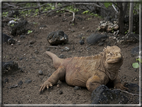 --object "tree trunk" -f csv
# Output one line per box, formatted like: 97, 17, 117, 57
117, 3, 128, 34
128, 3, 134, 33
